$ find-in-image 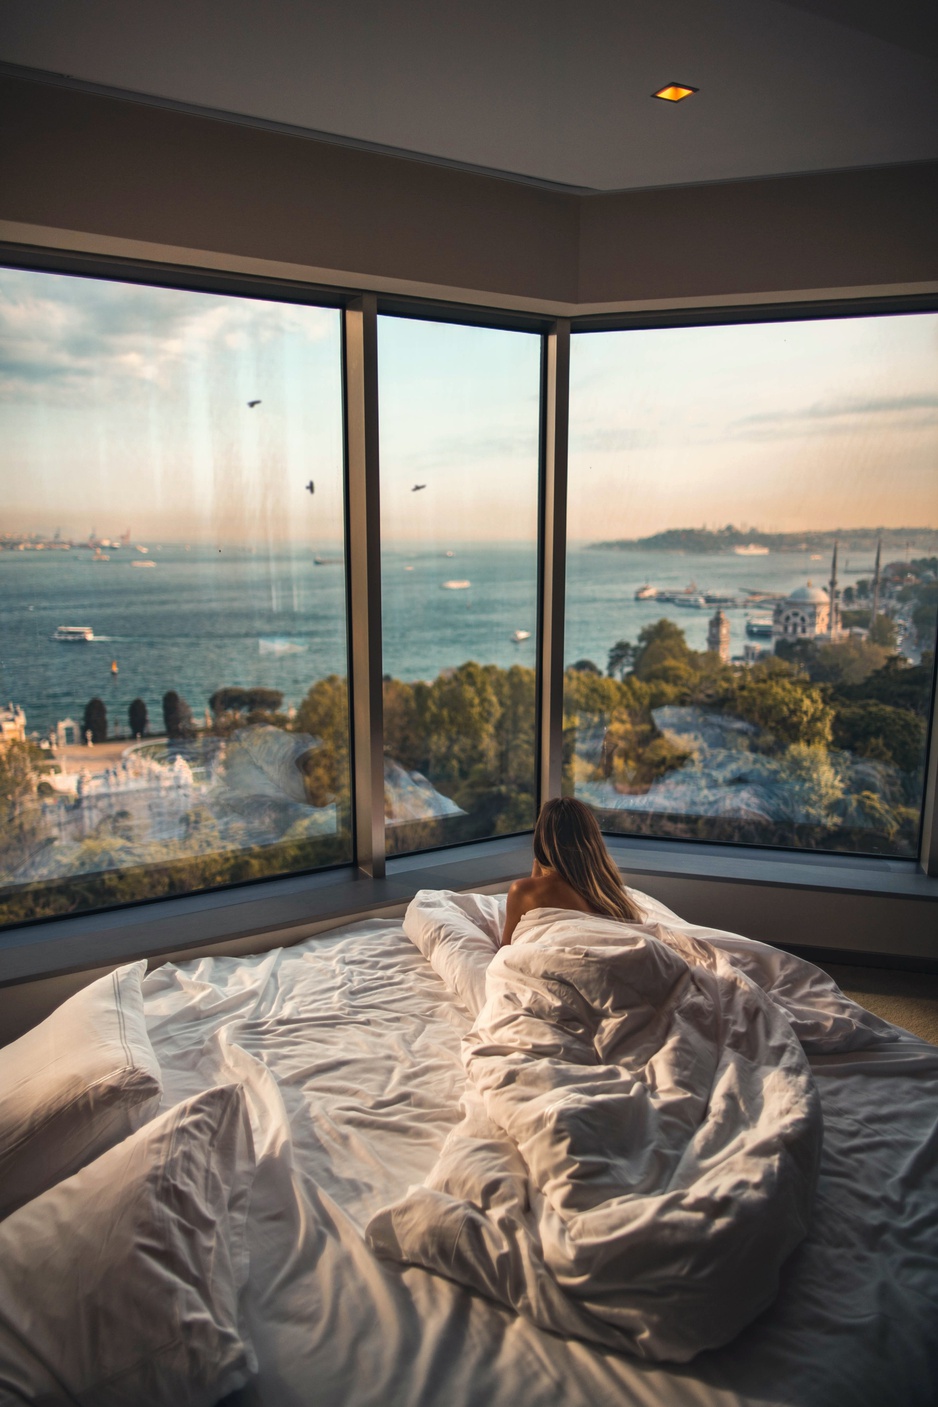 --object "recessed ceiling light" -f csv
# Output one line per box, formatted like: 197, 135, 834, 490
652, 84, 698, 103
